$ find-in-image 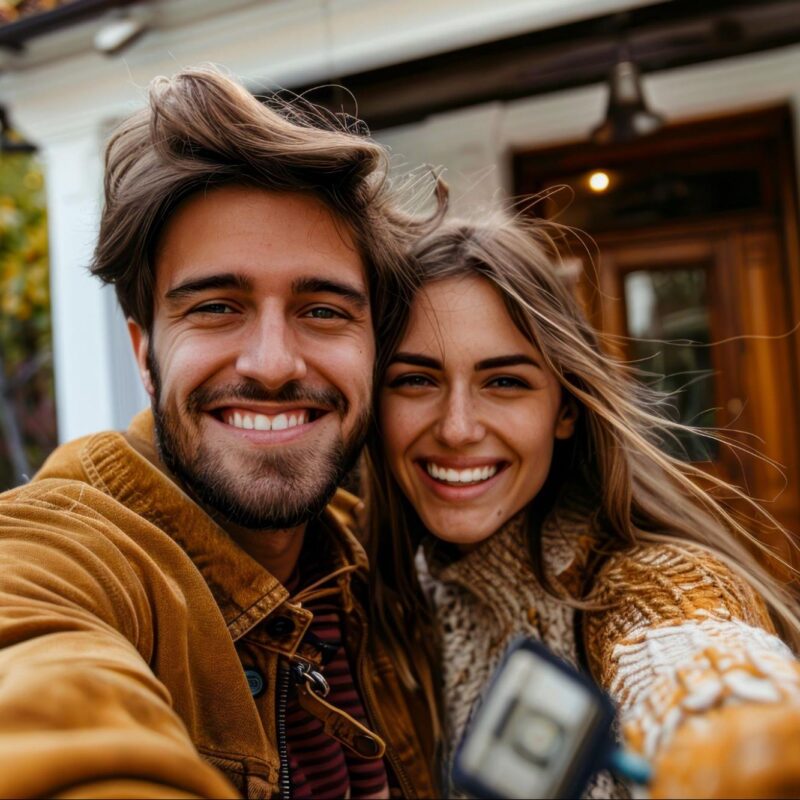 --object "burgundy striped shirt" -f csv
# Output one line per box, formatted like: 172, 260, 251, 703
284, 566, 389, 799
